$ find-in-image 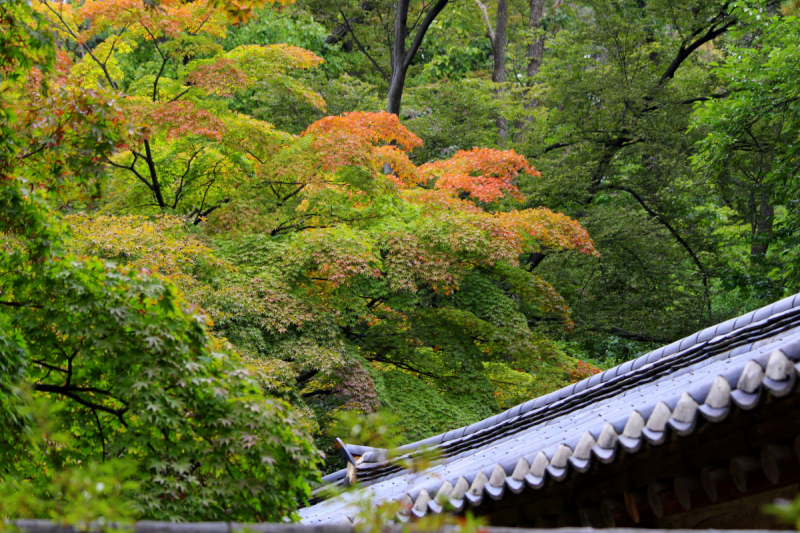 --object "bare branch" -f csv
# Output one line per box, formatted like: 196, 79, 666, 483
340, 9, 389, 80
